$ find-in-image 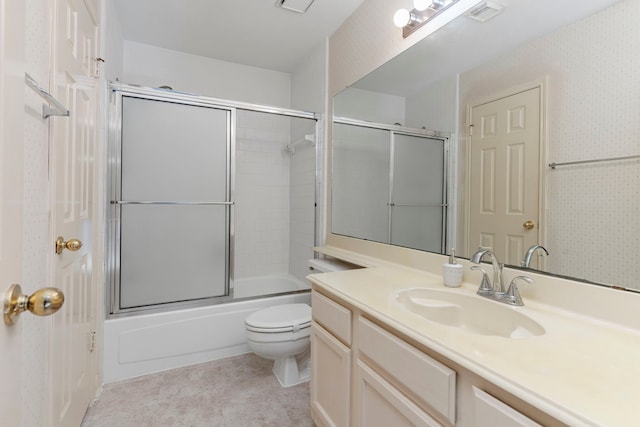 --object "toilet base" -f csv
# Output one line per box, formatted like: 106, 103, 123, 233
272, 349, 310, 387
